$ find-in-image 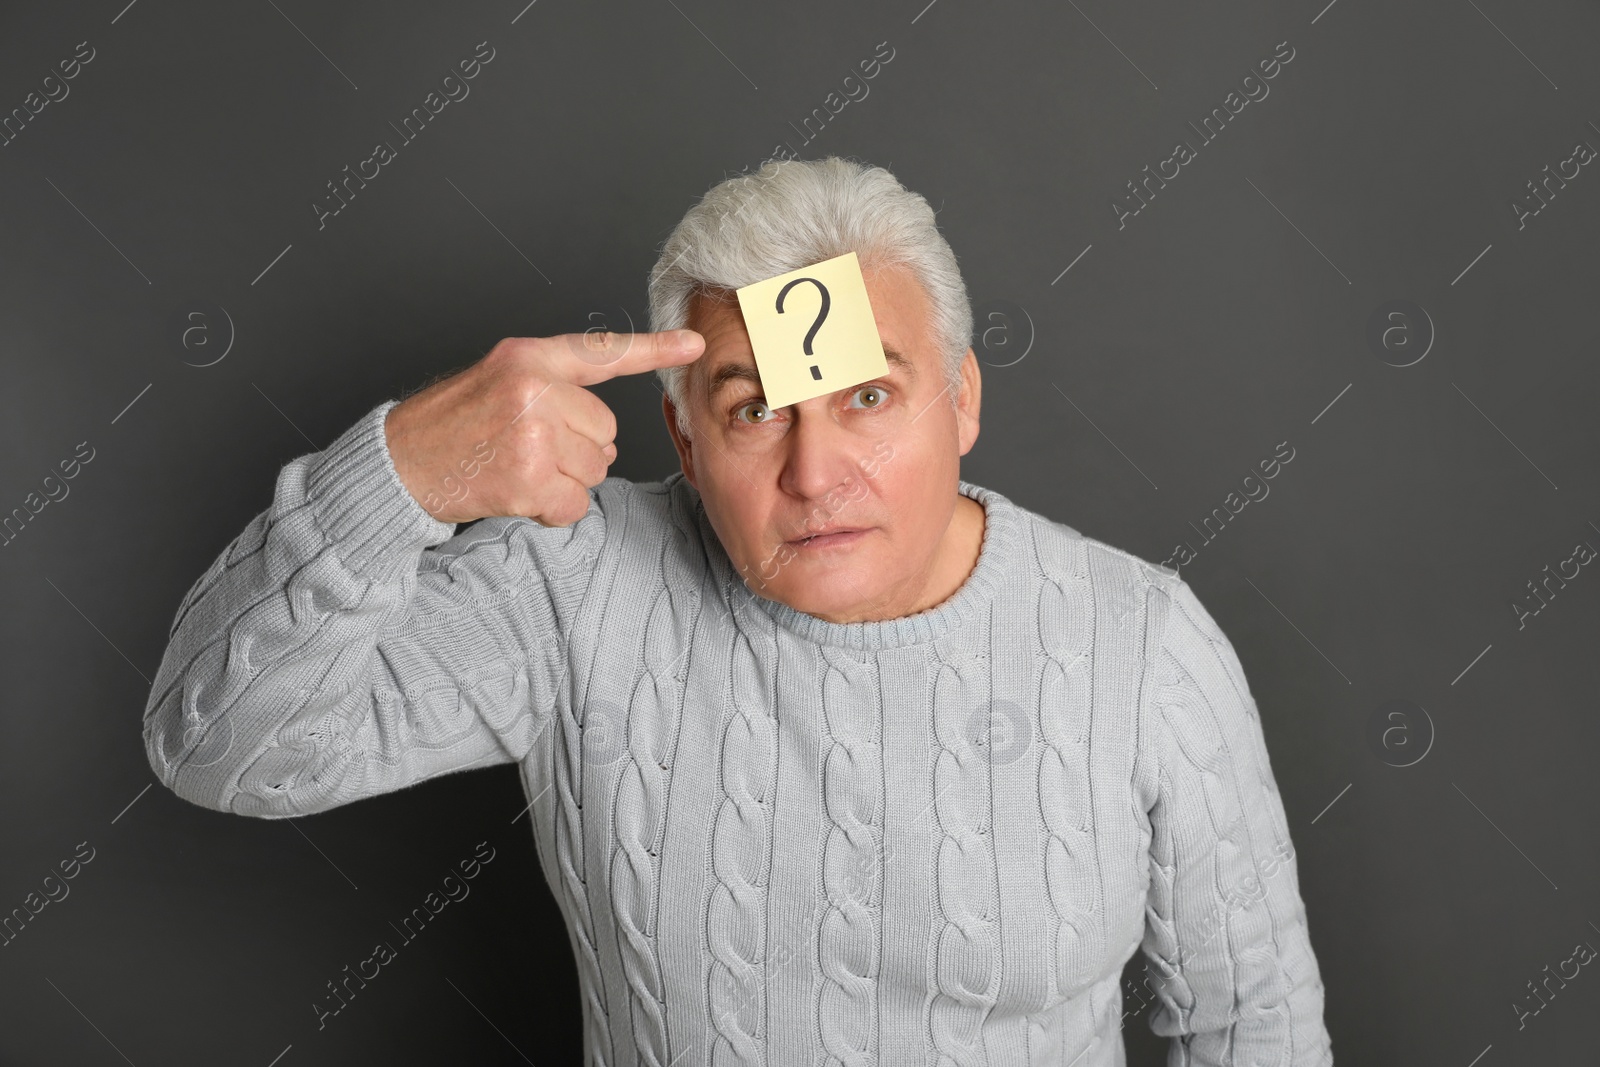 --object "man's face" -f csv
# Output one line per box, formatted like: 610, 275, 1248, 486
663, 263, 982, 624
